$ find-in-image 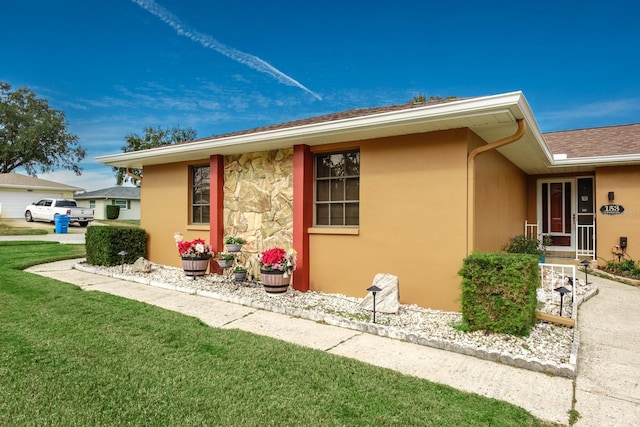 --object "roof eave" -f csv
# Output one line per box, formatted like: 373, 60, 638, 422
96, 91, 552, 169
0, 184, 83, 191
